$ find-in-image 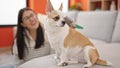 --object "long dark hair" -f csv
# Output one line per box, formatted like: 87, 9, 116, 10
15, 8, 44, 59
